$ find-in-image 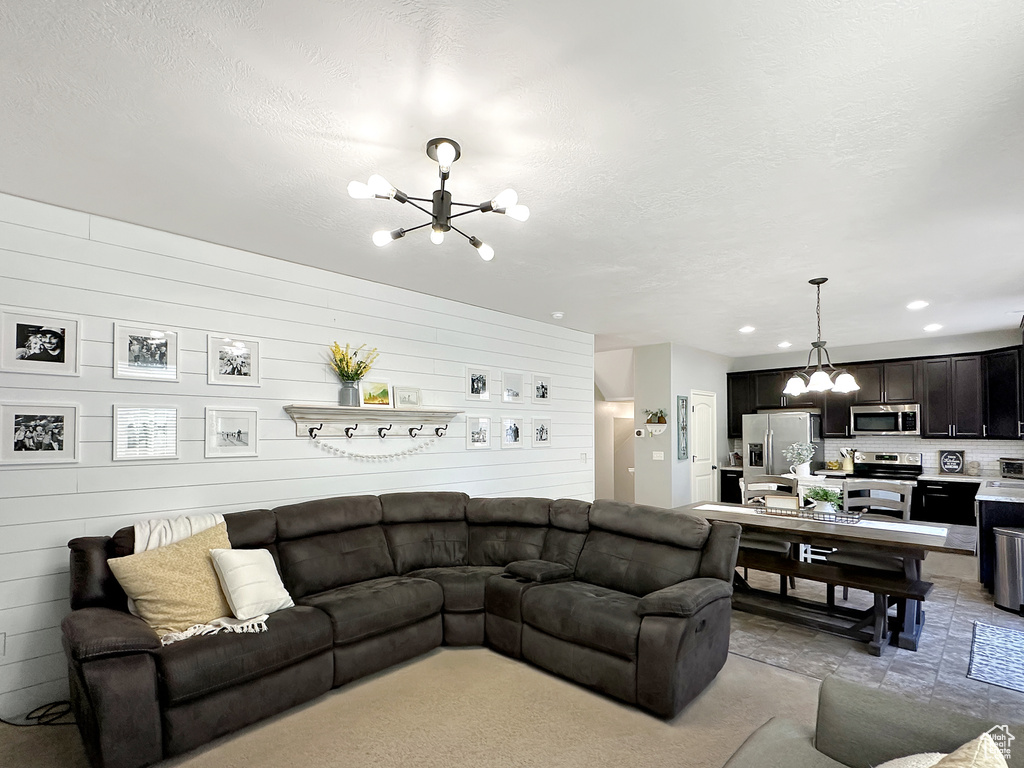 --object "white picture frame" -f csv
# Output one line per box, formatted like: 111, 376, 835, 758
113, 323, 179, 381
1, 403, 79, 464
0, 308, 81, 376
501, 416, 525, 449
502, 371, 525, 404
466, 367, 491, 401
359, 379, 393, 408
207, 335, 261, 386
466, 415, 491, 450
393, 386, 422, 408
532, 373, 552, 404
532, 418, 552, 447
113, 405, 178, 461
205, 407, 258, 458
